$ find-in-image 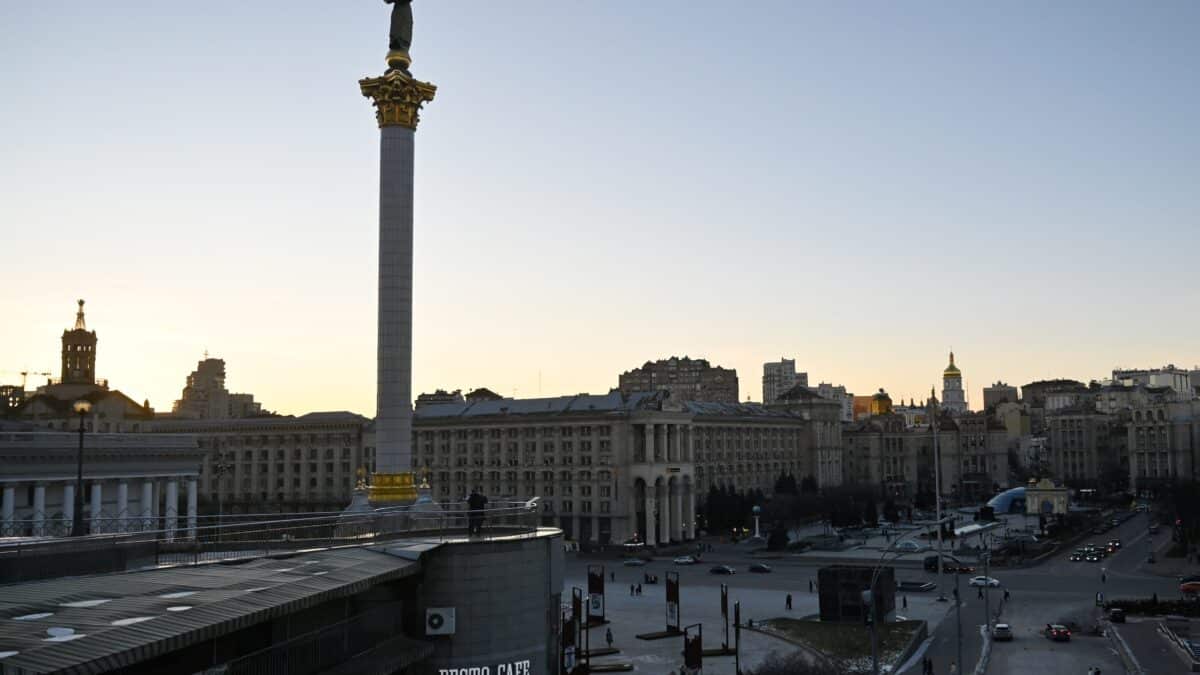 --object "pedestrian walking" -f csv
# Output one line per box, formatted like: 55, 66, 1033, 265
1101, 572, 1107, 584
809, 579, 814, 593
902, 595, 907, 609
786, 593, 792, 610
637, 583, 642, 596
1003, 589, 1010, 601
630, 584, 635, 596
610, 571, 615, 582
466, 489, 488, 536
977, 587, 983, 599
606, 627, 613, 649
